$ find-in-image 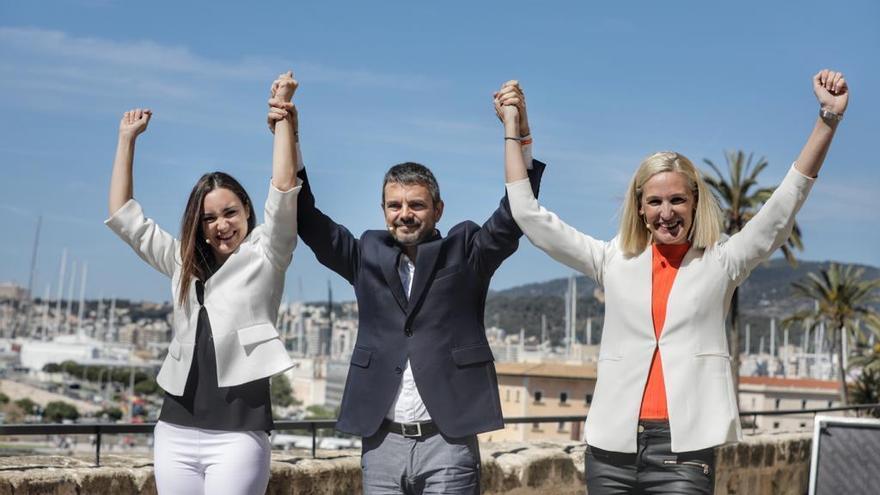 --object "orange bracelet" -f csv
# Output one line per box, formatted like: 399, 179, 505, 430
520, 137, 533, 146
